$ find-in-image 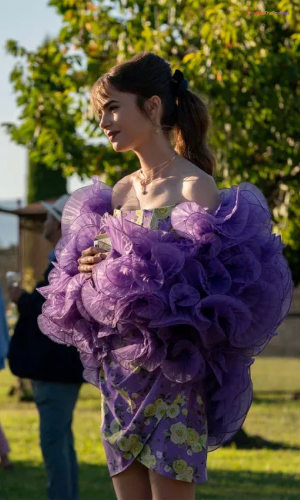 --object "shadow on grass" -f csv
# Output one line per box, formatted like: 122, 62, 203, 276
0, 461, 115, 500
199, 469, 300, 499
253, 393, 299, 405
224, 438, 300, 452
0, 461, 299, 500
223, 429, 300, 452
